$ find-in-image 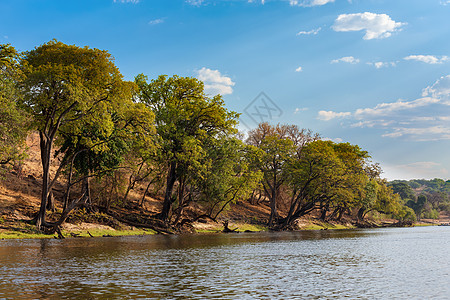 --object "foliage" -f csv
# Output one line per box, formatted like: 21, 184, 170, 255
246, 123, 318, 226
0, 44, 28, 166
395, 205, 417, 222
19, 40, 138, 229
389, 181, 416, 203
390, 178, 450, 220
195, 136, 262, 219
285, 140, 372, 225
136, 74, 239, 221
